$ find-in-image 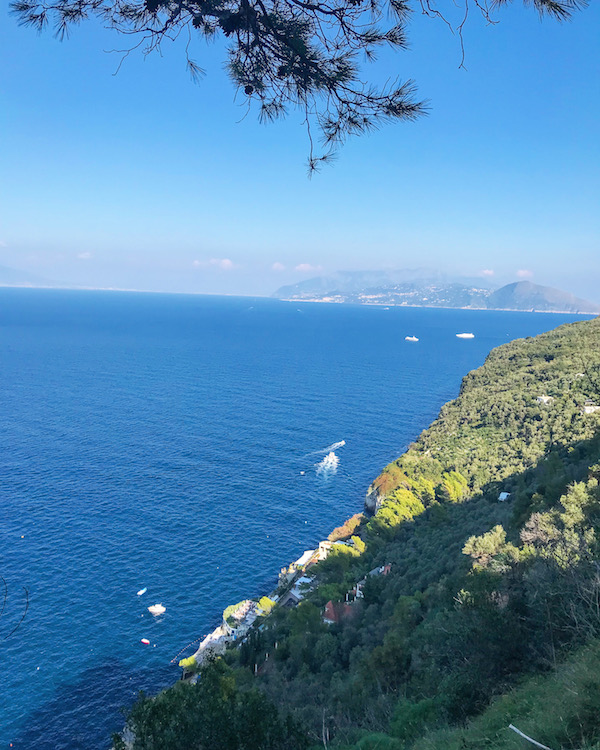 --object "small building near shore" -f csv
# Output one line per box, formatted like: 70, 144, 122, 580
583, 400, 600, 415
348, 581, 365, 600
294, 550, 316, 569
536, 395, 554, 405
316, 540, 333, 561
323, 600, 360, 625
279, 549, 317, 584
367, 564, 392, 578
278, 576, 314, 608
